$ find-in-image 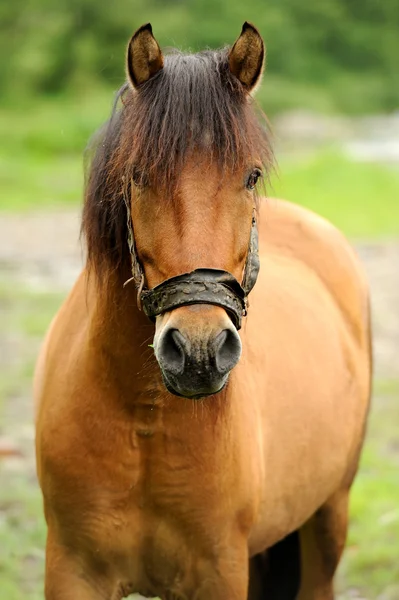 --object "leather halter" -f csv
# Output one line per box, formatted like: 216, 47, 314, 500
123, 195, 260, 330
